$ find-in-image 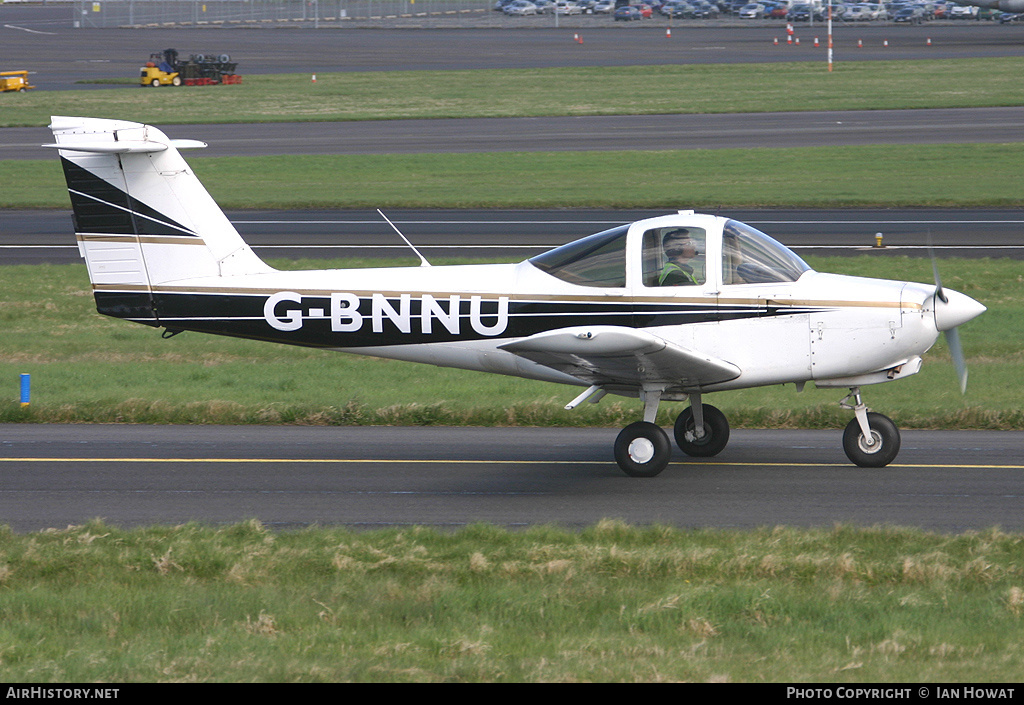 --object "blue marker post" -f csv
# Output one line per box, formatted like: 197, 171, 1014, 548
20, 373, 30, 408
